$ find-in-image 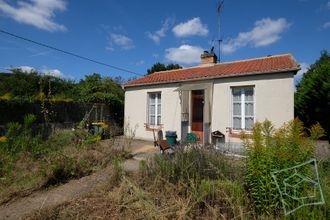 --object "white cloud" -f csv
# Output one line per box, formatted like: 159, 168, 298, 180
17, 65, 35, 73
323, 21, 330, 29
0, 0, 66, 32
165, 44, 204, 65
15, 66, 65, 78
41, 68, 64, 78
294, 62, 309, 84
107, 33, 135, 51
135, 60, 144, 65
172, 17, 208, 37
327, 1, 330, 9
222, 18, 290, 53
147, 18, 173, 44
